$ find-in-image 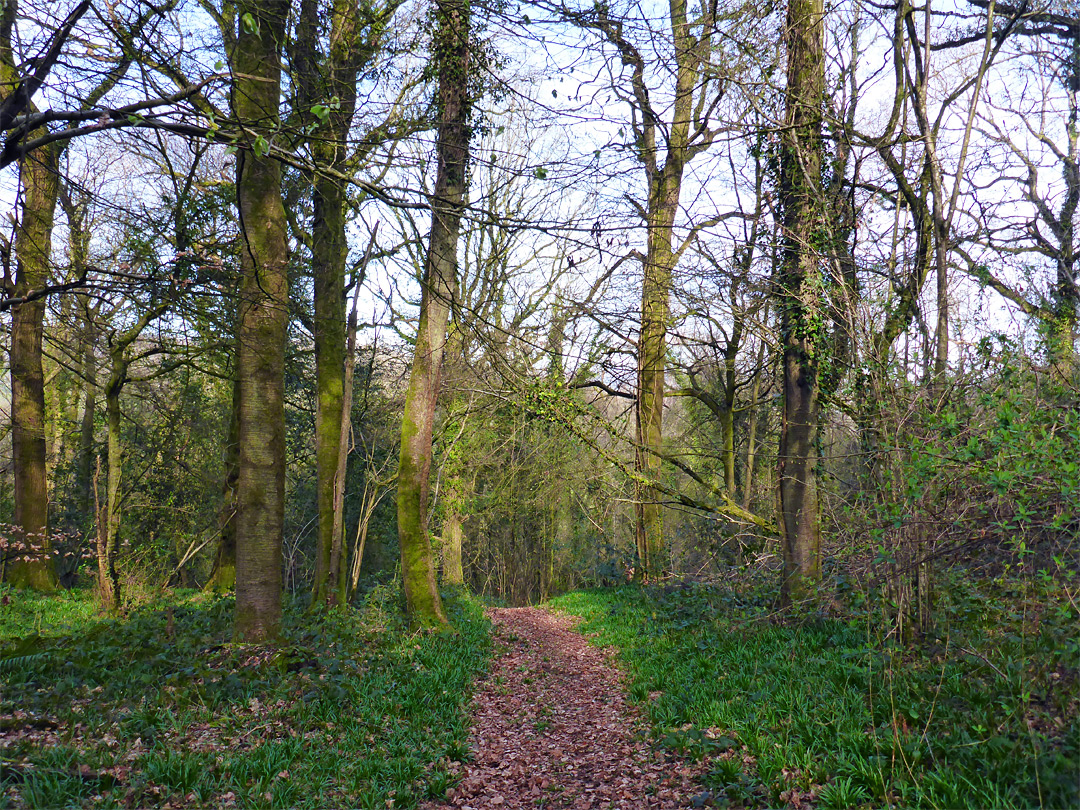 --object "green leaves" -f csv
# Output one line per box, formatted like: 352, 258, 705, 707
241, 11, 260, 36
310, 96, 340, 127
